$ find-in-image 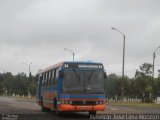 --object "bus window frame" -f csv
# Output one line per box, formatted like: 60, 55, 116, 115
47, 71, 49, 86
42, 73, 45, 86
56, 68, 59, 79
51, 69, 54, 85
37, 67, 61, 86
44, 72, 47, 86
38, 74, 42, 86
53, 69, 56, 85
48, 71, 51, 86
55, 68, 59, 85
